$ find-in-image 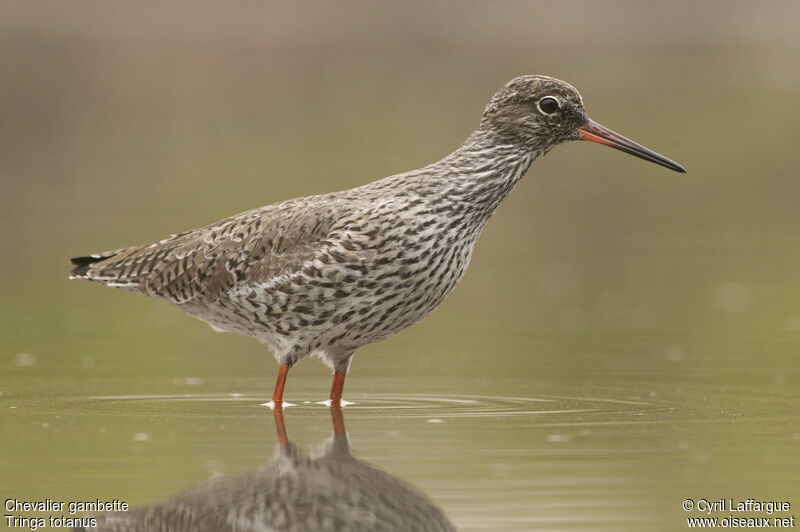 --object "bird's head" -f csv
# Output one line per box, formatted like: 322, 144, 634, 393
481, 75, 685, 173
